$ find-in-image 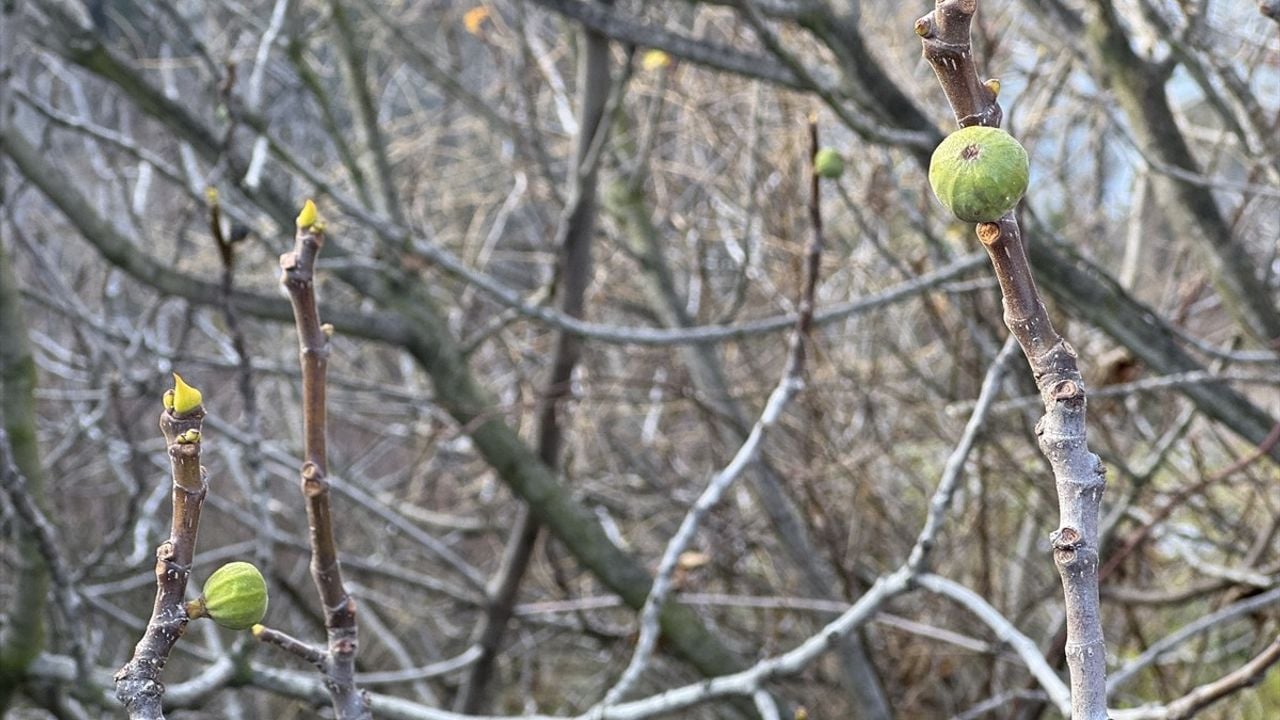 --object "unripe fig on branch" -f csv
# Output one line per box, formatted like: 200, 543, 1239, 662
814, 148, 845, 179
187, 561, 269, 630
928, 126, 1029, 222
